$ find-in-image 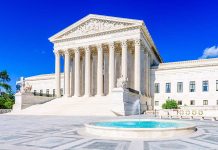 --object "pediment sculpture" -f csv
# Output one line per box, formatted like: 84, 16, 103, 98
59, 19, 132, 38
